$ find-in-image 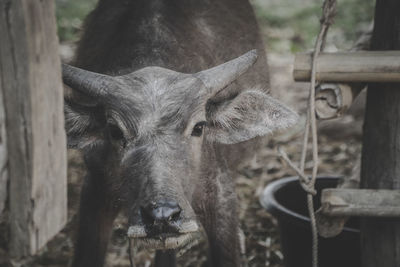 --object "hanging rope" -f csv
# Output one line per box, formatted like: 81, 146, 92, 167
278, 1, 337, 267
